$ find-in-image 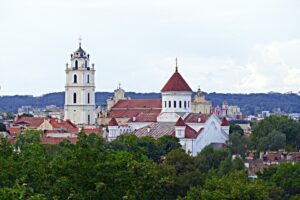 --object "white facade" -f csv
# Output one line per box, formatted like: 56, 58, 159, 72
193, 114, 229, 156
64, 43, 96, 125
161, 91, 192, 113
